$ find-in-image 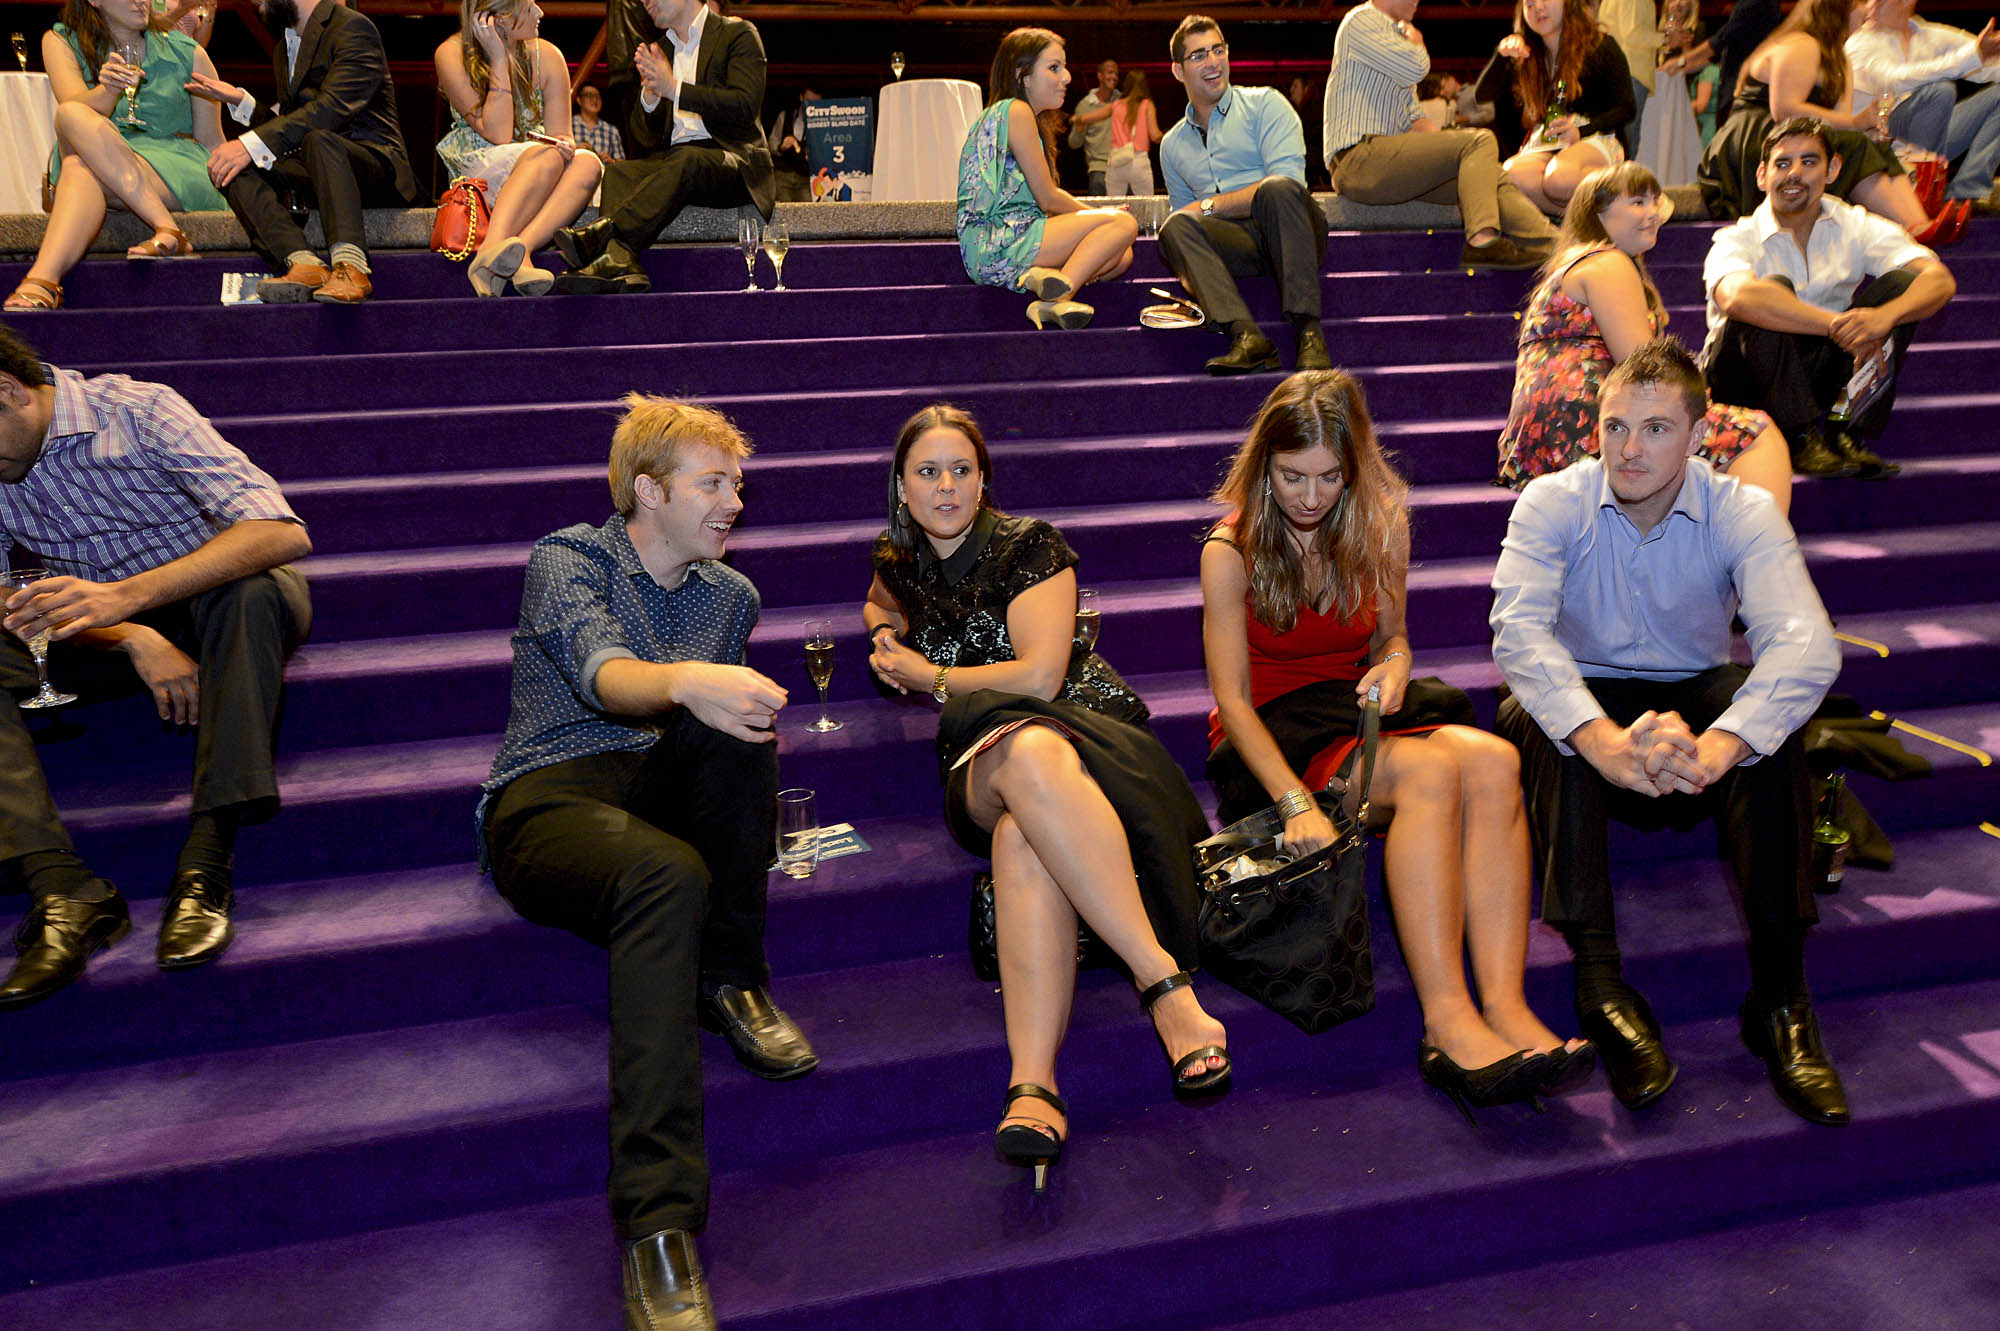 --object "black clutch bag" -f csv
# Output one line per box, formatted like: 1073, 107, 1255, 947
1193, 697, 1380, 1034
